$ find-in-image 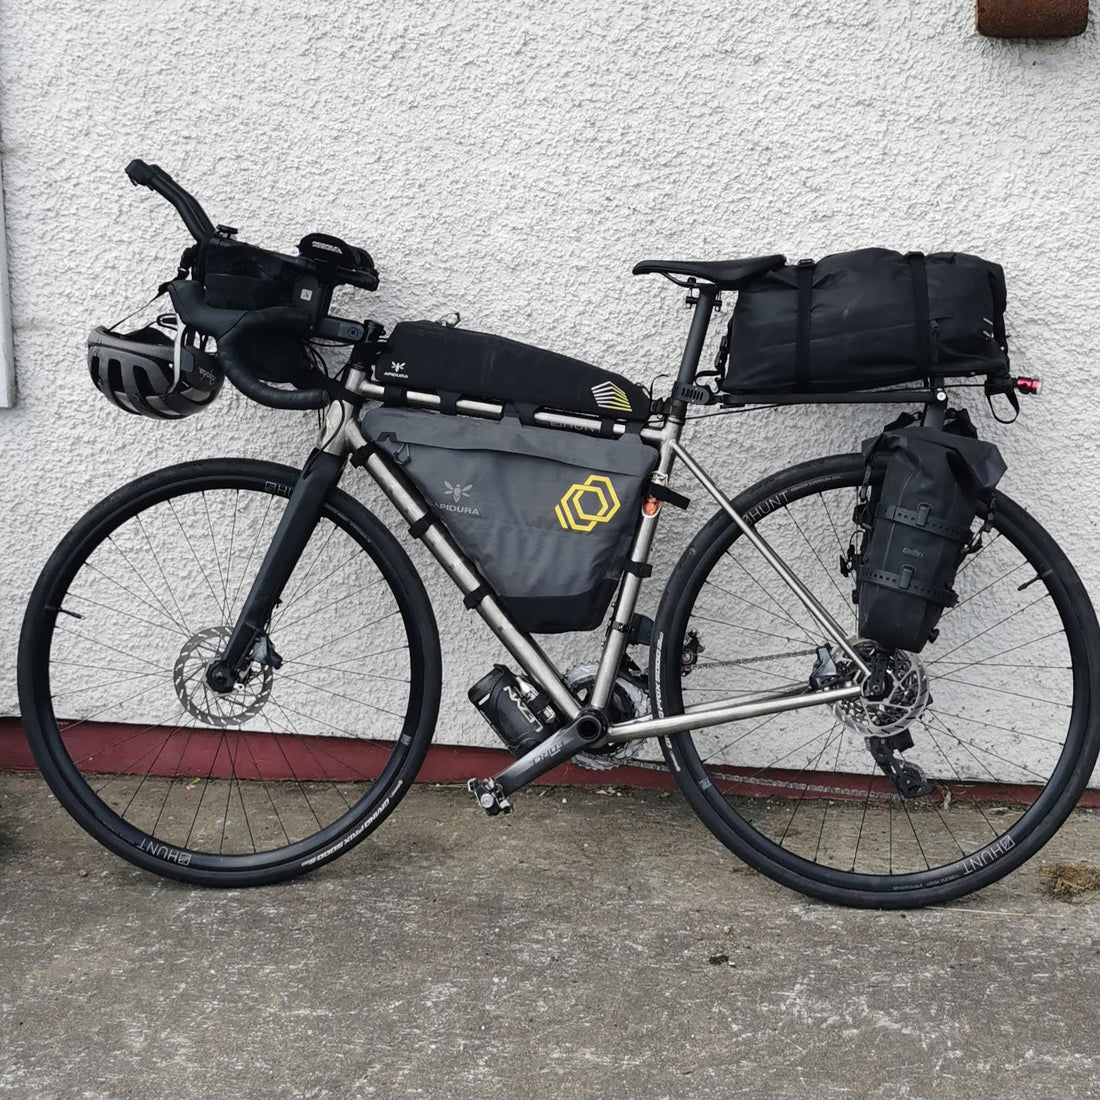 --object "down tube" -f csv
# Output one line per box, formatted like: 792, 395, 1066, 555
669, 440, 871, 678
